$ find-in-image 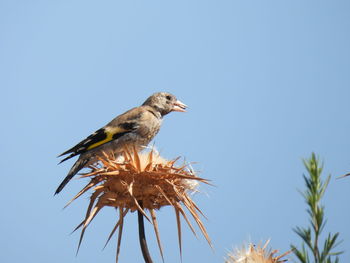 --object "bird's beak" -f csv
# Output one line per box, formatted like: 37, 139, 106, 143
172, 100, 187, 112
